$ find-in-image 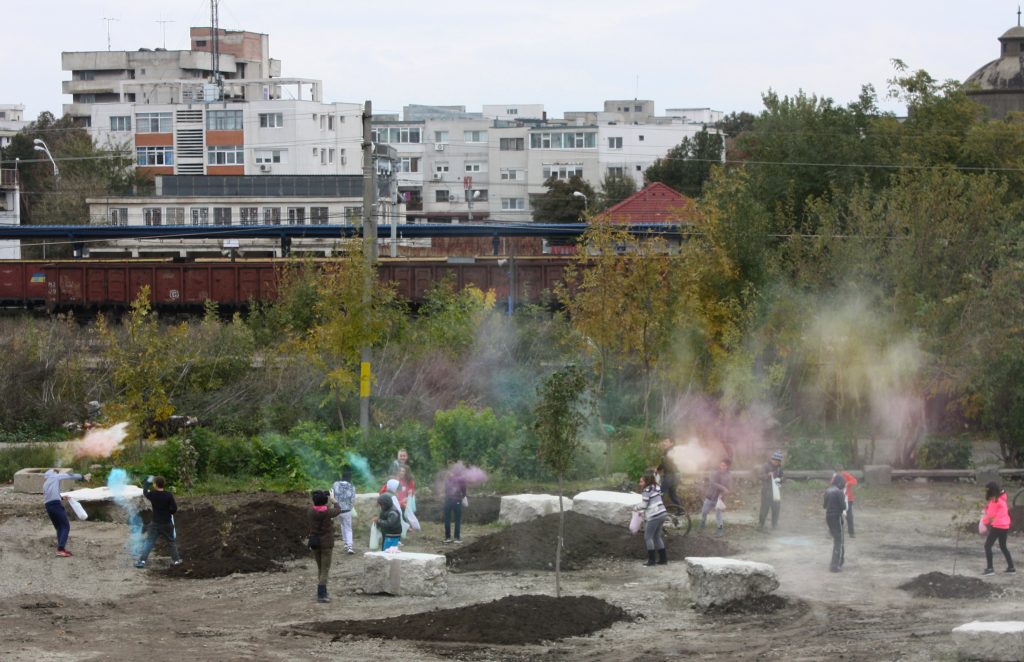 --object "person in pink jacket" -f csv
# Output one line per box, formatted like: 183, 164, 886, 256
982, 481, 1015, 576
